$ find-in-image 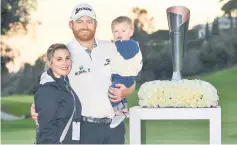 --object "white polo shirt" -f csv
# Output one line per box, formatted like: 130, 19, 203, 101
67, 39, 116, 118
